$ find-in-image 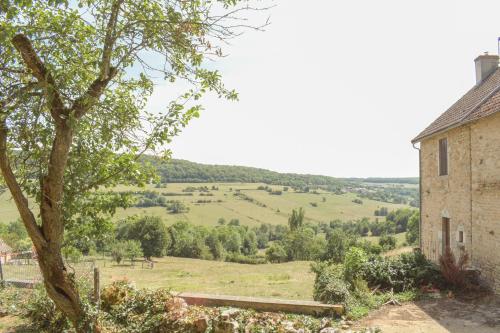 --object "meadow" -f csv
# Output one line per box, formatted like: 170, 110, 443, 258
0, 183, 410, 227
